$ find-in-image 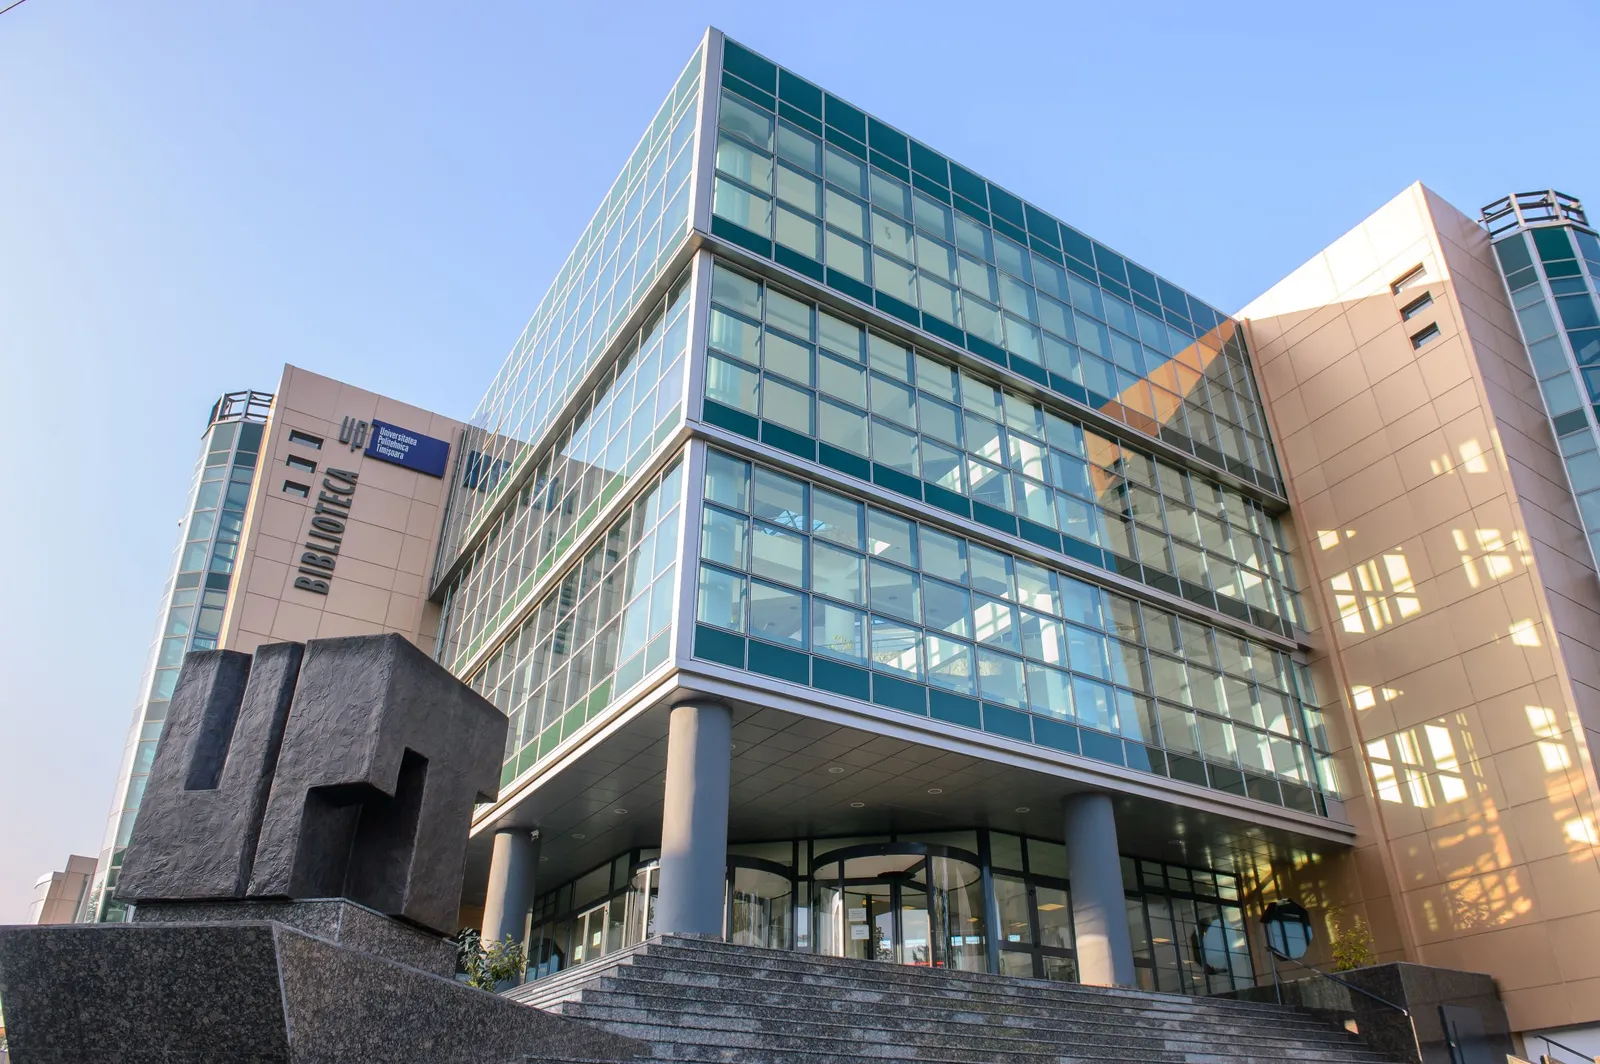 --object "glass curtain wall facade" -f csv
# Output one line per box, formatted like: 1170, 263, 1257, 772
519, 832, 1255, 995
1481, 191, 1600, 566
436, 29, 1333, 993
86, 390, 272, 921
